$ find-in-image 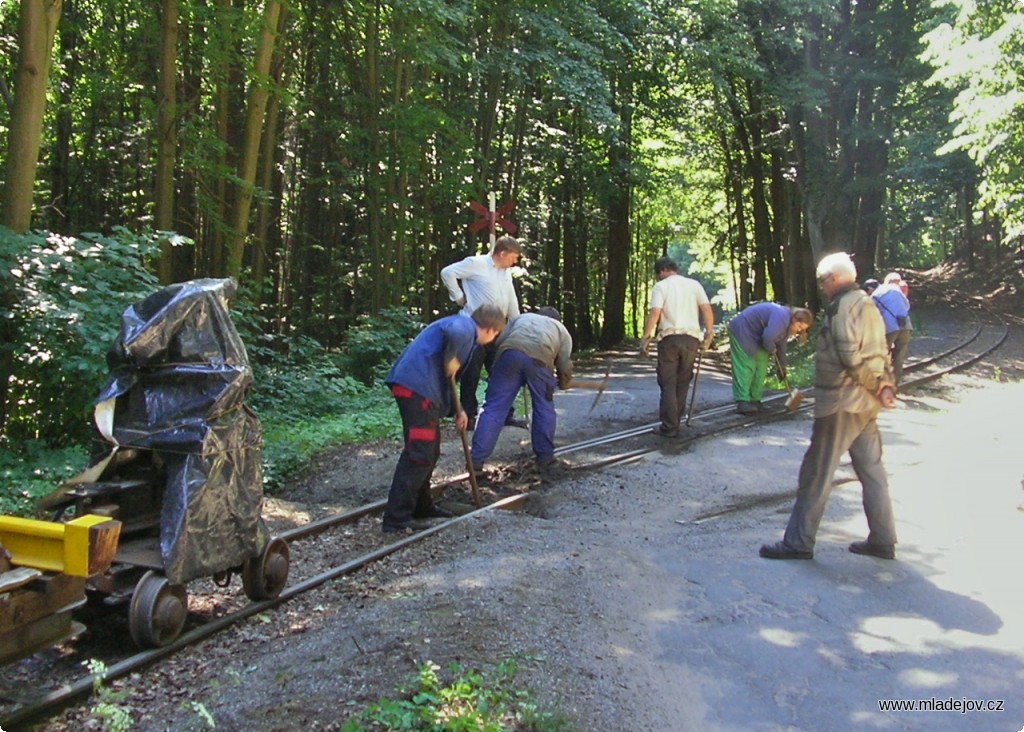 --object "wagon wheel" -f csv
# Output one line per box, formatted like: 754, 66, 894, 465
128, 570, 188, 648
242, 537, 290, 601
